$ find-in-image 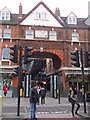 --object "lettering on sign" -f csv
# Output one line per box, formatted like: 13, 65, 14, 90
35, 30, 48, 38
